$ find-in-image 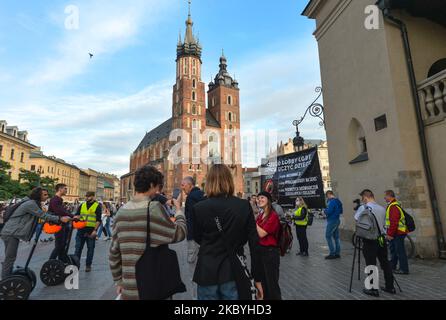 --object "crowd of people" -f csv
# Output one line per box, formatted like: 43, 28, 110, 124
0, 163, 412, 300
